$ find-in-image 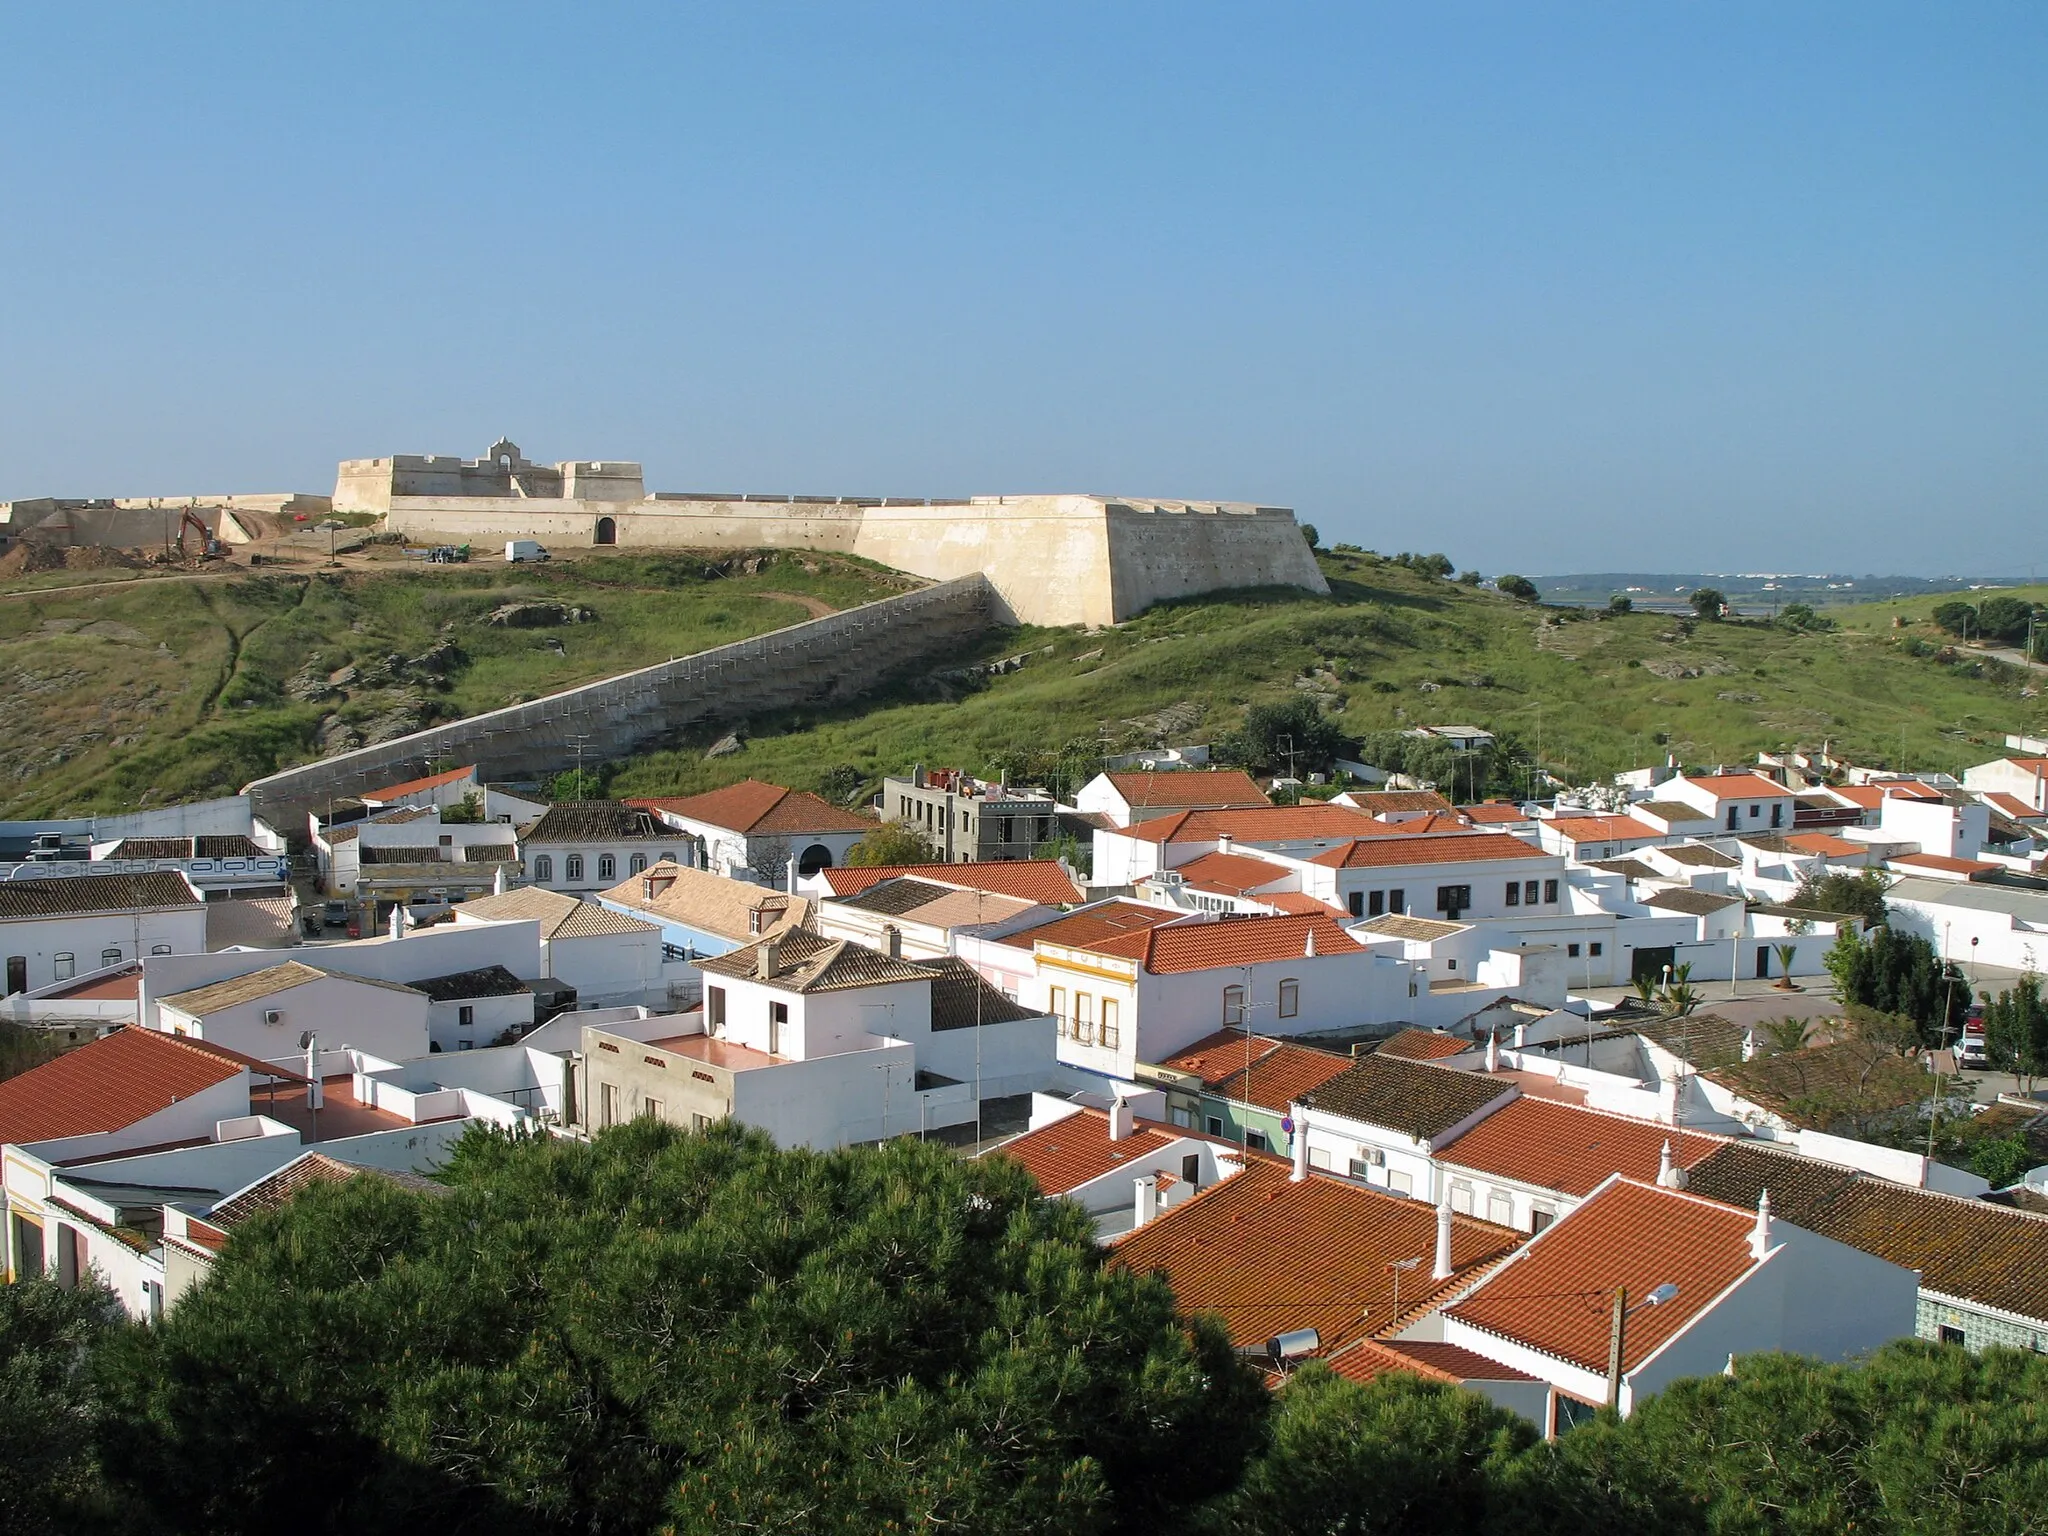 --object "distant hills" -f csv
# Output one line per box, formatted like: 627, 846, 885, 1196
1528, 572, 2028, 610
